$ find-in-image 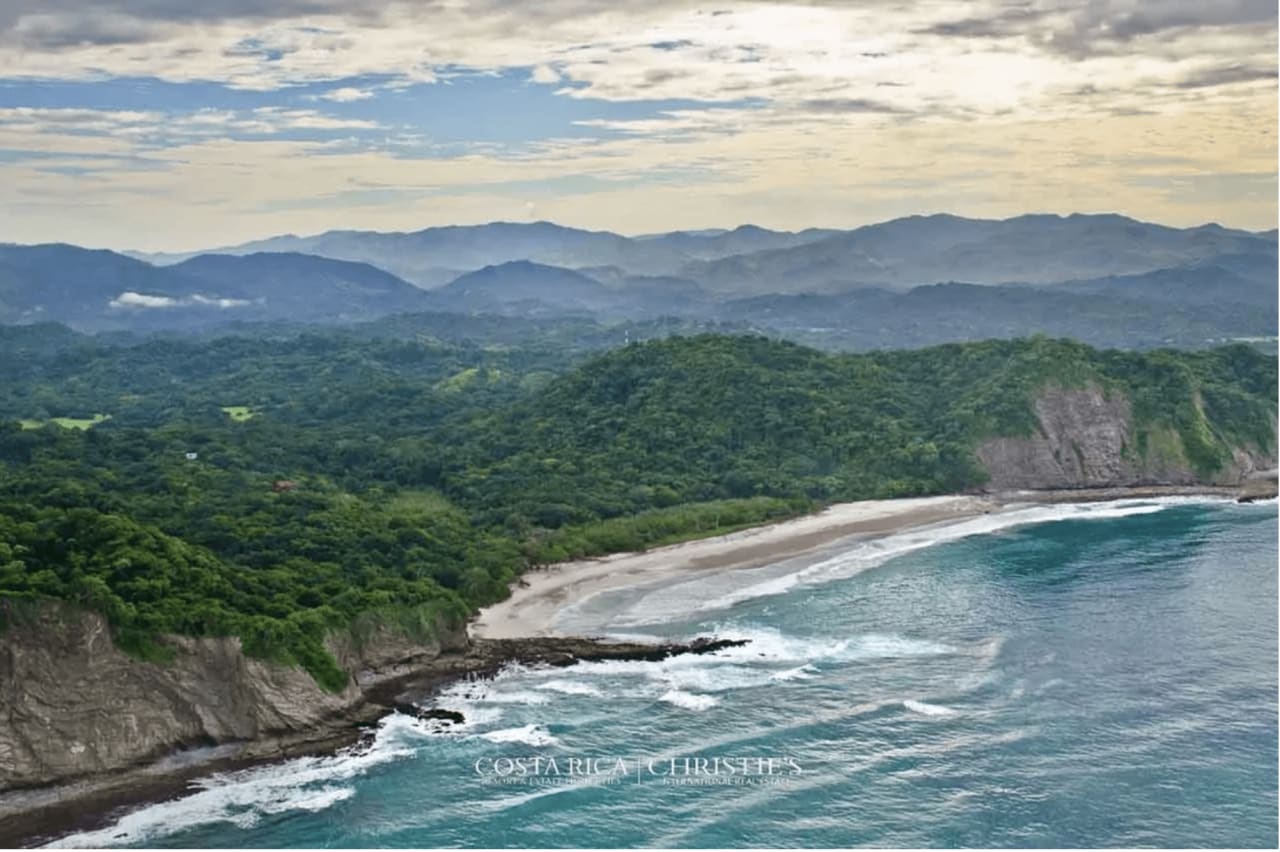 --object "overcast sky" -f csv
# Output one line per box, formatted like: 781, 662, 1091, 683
0, 0, 1274, 251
